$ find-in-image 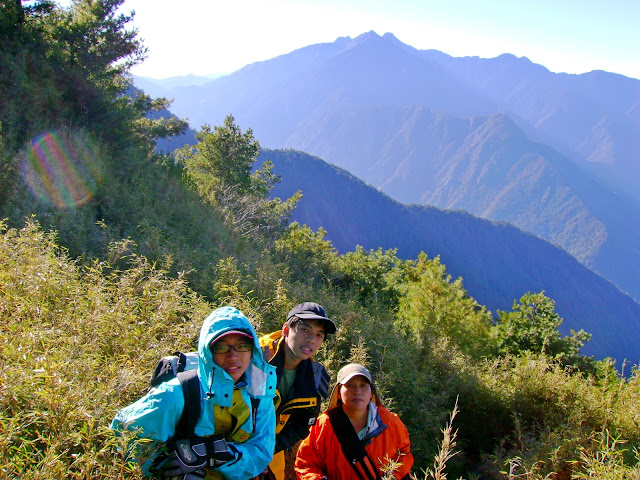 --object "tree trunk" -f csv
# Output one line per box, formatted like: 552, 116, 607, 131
15, 0, 25, 24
